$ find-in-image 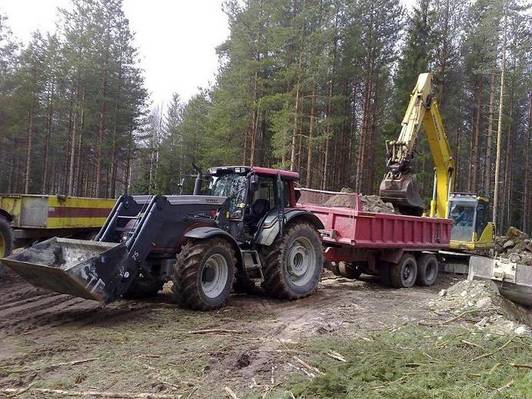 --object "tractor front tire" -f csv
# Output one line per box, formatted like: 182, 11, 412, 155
261, 222, 323, 300
389, 254, 417, 288
416, 254, 439, 286
172, 238, 236, 311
